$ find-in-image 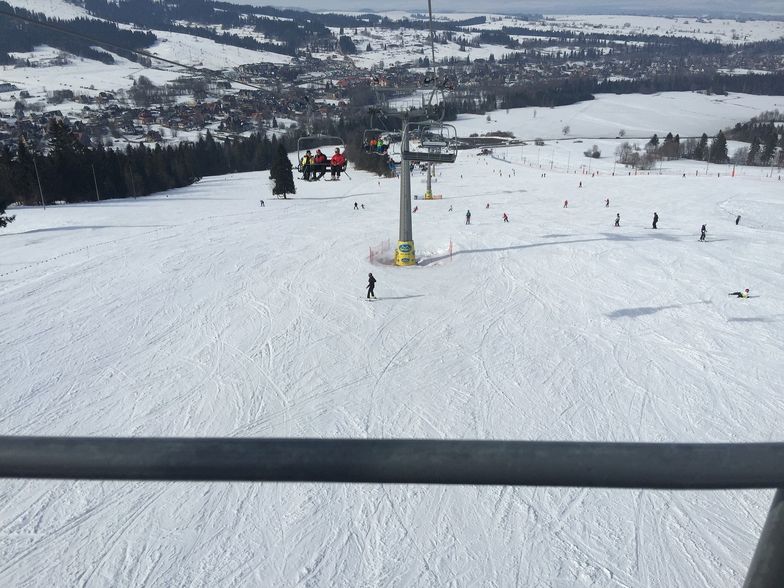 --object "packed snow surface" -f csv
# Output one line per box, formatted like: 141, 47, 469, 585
2, 101, 784, 585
